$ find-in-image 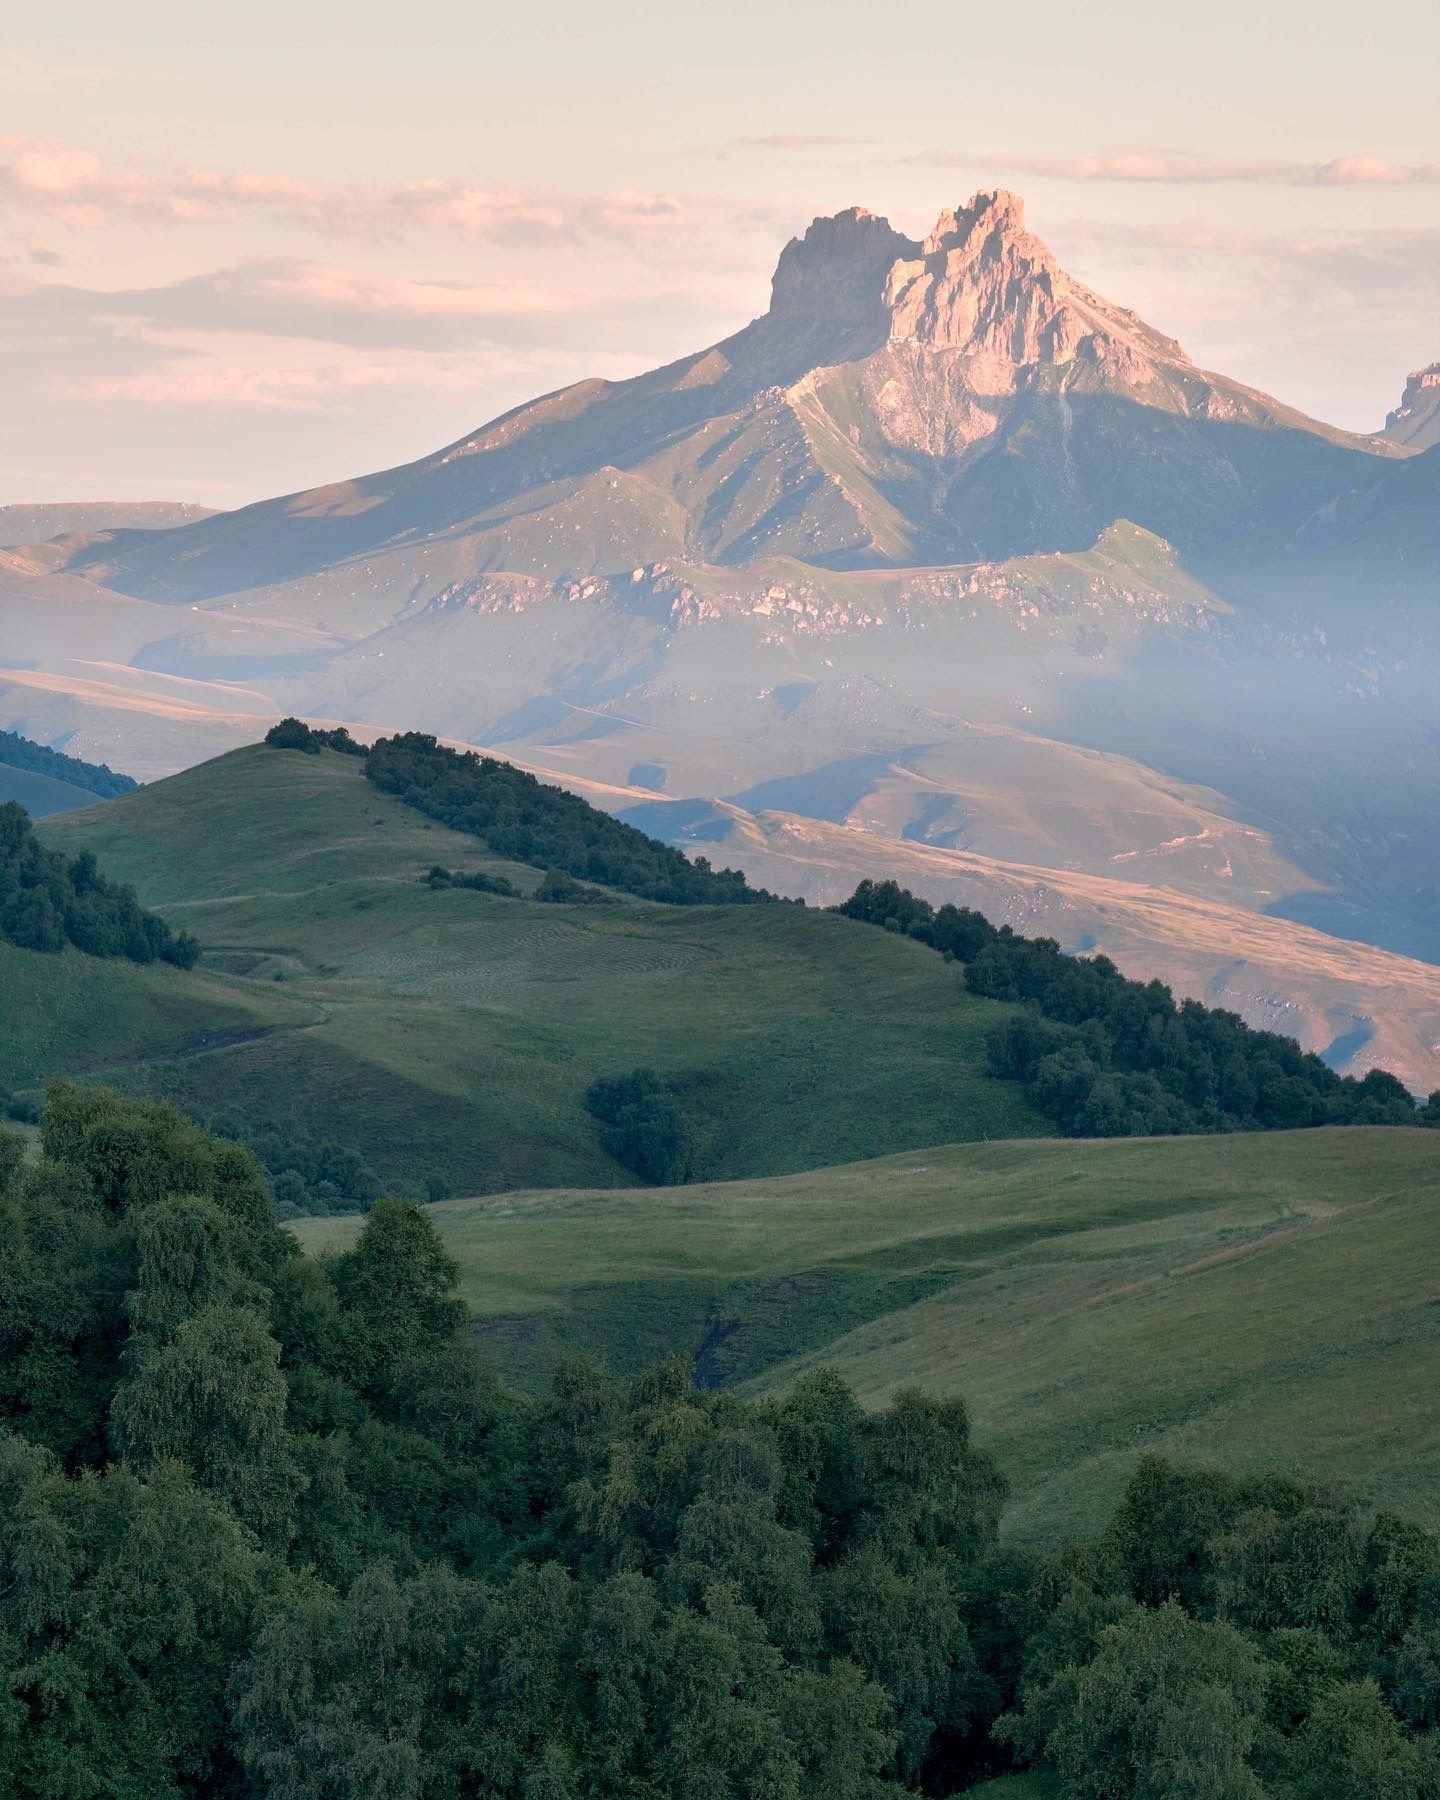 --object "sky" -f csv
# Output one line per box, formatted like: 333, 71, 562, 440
2, 0, 1436, 505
